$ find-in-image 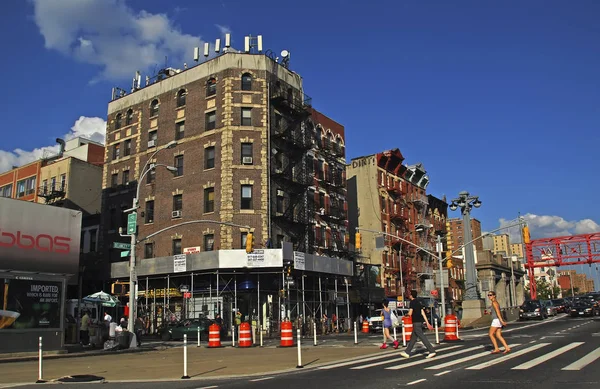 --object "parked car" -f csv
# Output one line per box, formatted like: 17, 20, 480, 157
551, 298, 568, 313
541, 300, 558, 316
570, 298, 595, 317
160, 317, 213, 341
519, 300, 547, 320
